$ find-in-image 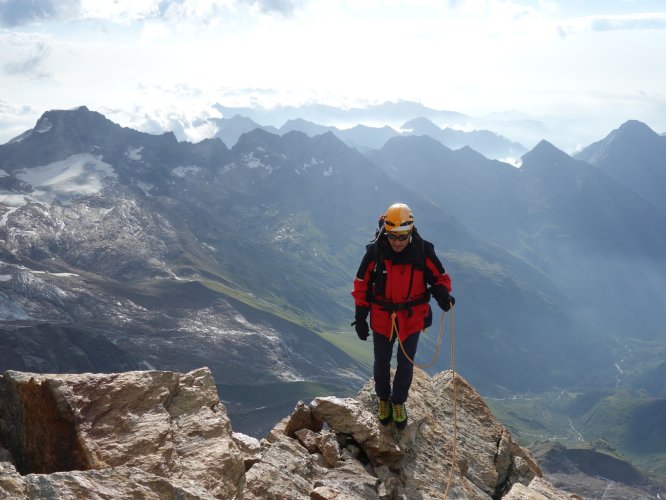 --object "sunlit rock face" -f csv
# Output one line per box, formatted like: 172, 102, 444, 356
246, 369, 574, 500
0, 366, 575, 499
0, 367, 245, 499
